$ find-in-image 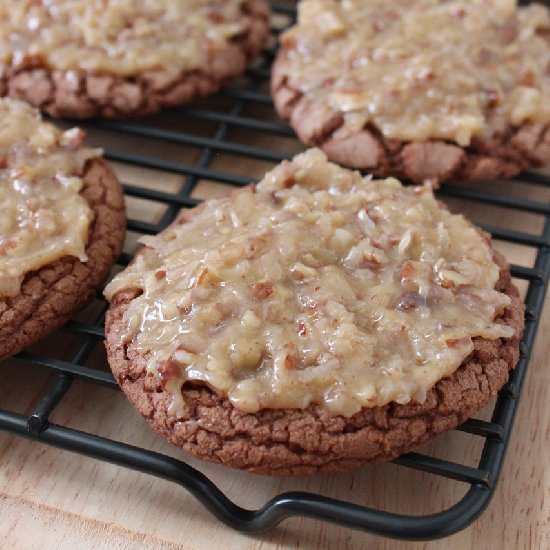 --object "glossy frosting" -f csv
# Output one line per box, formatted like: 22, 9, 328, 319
105, 149, 515, 417
280, 0, 550, 145
0, 99, 98, 297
